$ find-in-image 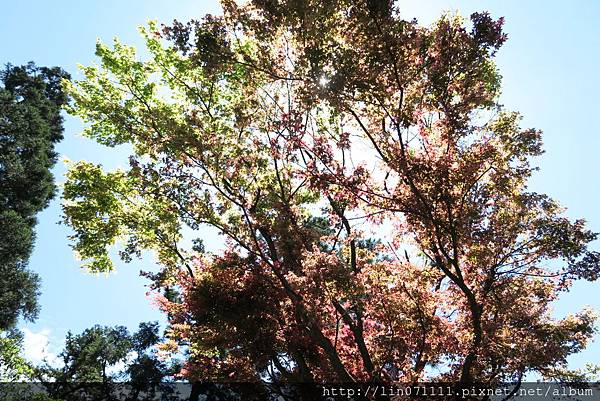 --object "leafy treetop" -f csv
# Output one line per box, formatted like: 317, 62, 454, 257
62, 0, 599, 387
